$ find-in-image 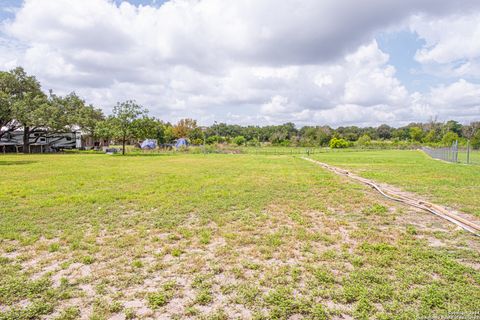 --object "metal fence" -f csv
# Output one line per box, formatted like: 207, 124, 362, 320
422, 141, 480, 164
